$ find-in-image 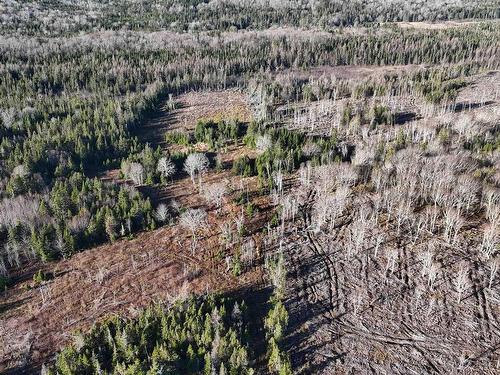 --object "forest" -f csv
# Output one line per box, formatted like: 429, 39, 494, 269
0, 0, 499, 374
